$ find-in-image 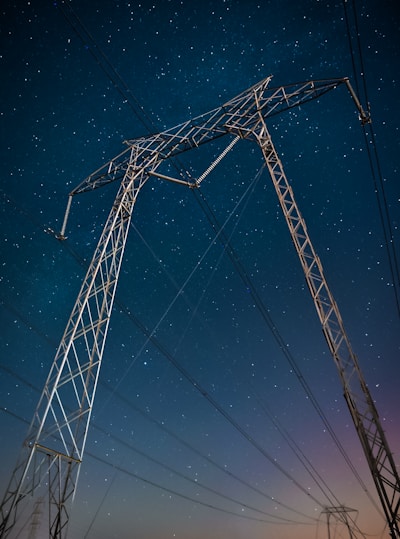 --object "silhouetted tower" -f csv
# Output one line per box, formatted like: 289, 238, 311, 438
321, 506, 361, 539
0, 76, 399, 538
